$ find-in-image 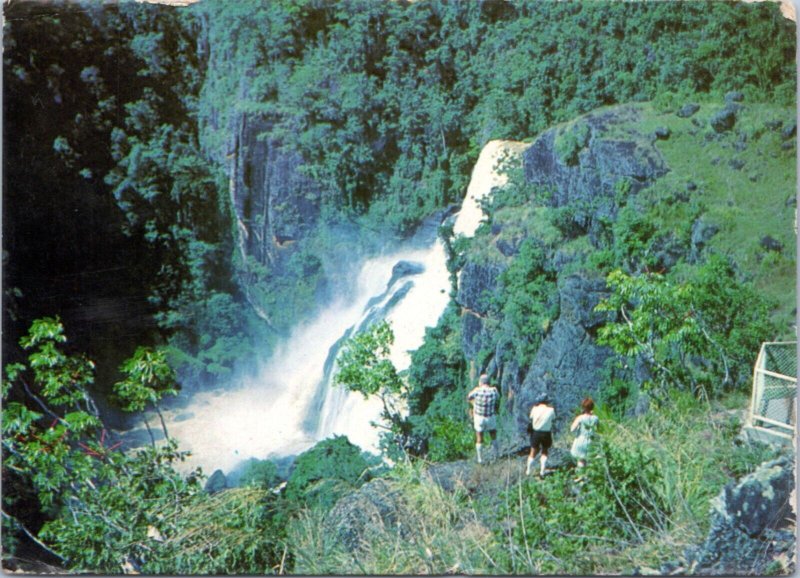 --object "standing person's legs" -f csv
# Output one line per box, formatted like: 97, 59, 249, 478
474, 415, 485, 463
526, 438, 540, 475
539, 434, 552, 477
